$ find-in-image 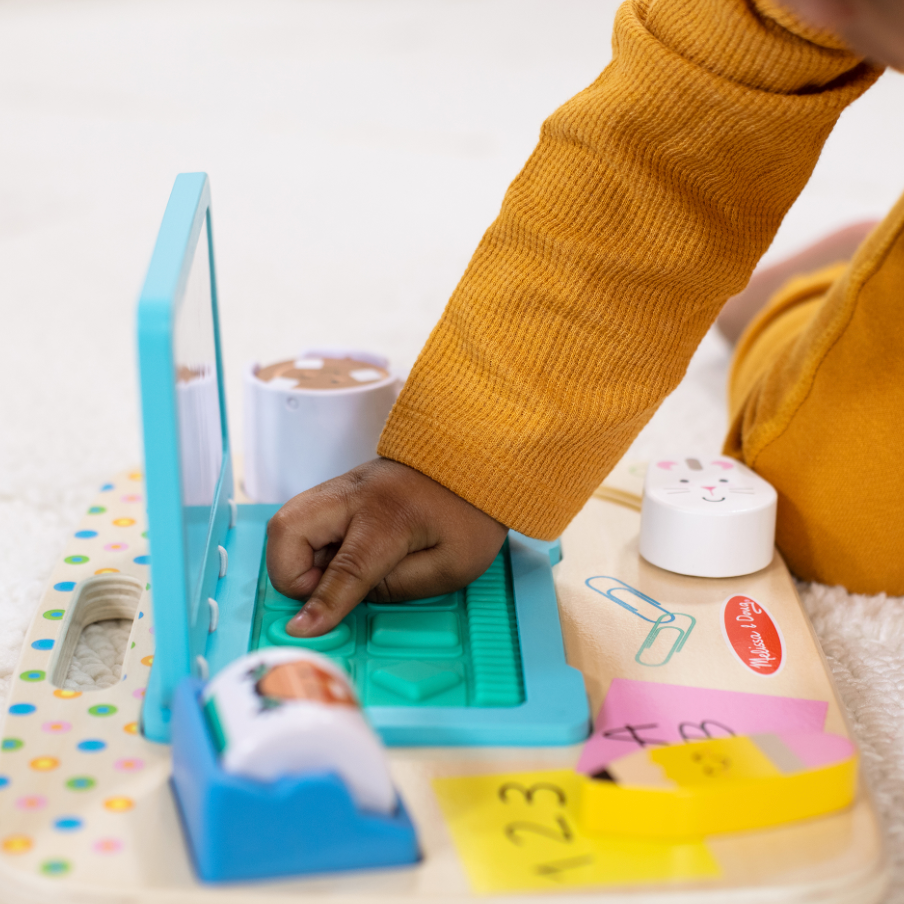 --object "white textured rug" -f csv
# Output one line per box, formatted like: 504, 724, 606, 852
1, 1, 902, 900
